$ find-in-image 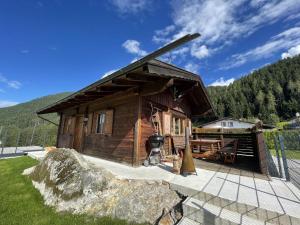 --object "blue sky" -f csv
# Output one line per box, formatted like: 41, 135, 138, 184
1, 0, 300, 107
